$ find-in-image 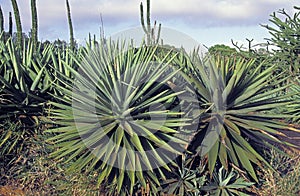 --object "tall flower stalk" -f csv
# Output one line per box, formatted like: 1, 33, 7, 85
31, 0, 38, 50
11, 0, 22, 49
0, 6, 4, 33
66, 0, 75, 50
8, 12, 12, 37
